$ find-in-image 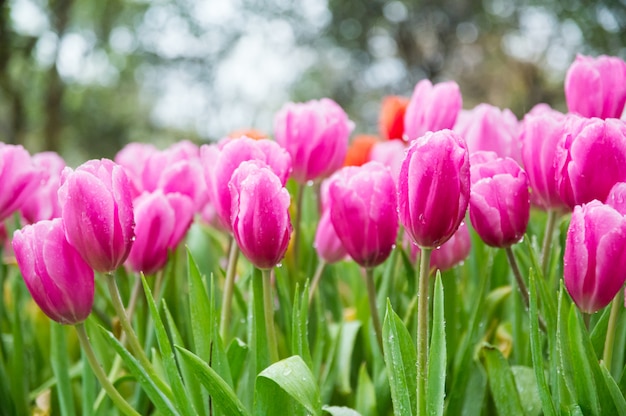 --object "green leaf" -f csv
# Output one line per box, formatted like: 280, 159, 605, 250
511, 366, 542, 416
98, 325, 180, 416
427, 272, 446, 416
227, 337, 249, 387
51, 322, 76, 416
355, 364, 377, 416
291, 283, 312, 369
10, 278, 27, 416
382, 299, 416, 416
175, 345, 250, 416
163, 301, 206, 416
567, 307, 600, 415
337, 321, 361, 394
322, 405, 362, 415
556, 285, 577, 411
599, 363, 626, 415
528, 269, 557, 416
141, 274, 196, 416
480, 344, 525, 416
254, 355, 322, 416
